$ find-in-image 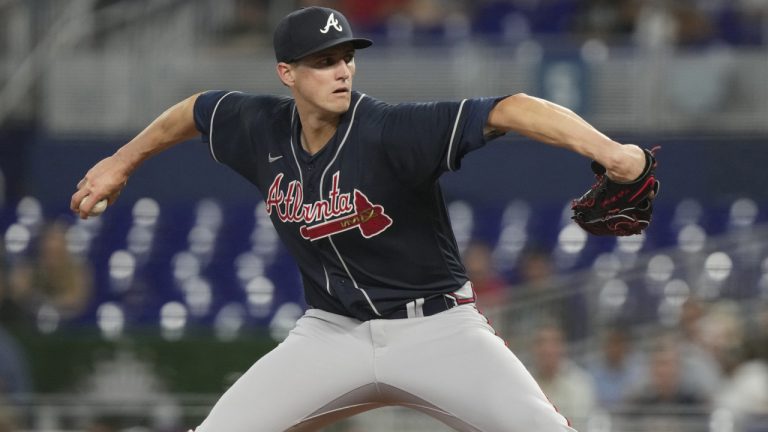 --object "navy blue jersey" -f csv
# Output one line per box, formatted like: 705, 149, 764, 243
194, 90, 503, 321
